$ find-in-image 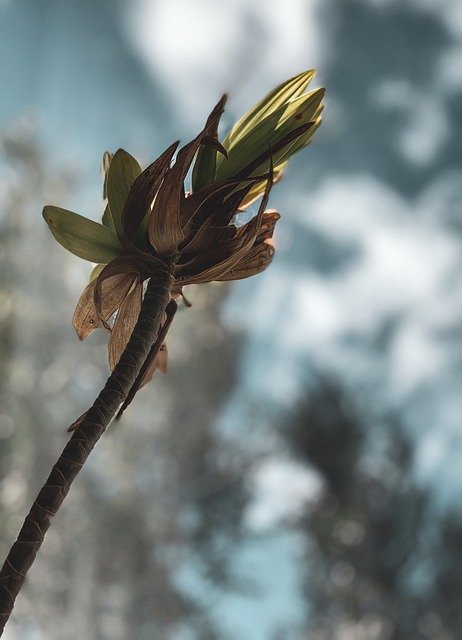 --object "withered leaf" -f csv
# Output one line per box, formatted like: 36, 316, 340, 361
108, 281, 143, 370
